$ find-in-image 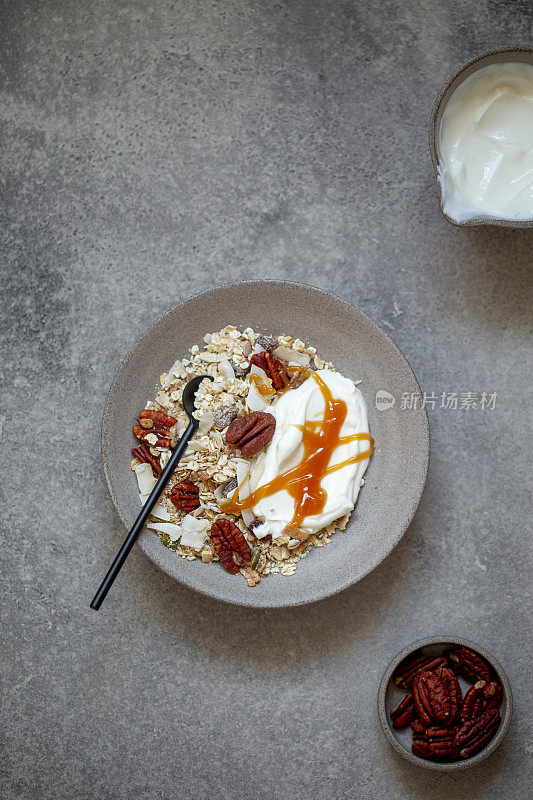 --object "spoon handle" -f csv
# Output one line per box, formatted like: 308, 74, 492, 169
90, 417, 197, 610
